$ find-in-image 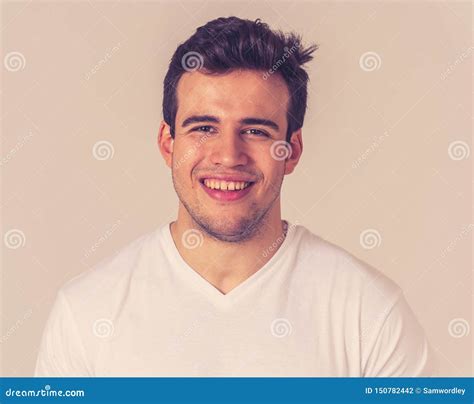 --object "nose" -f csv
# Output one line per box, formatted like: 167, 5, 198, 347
208, 130, 249, 167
